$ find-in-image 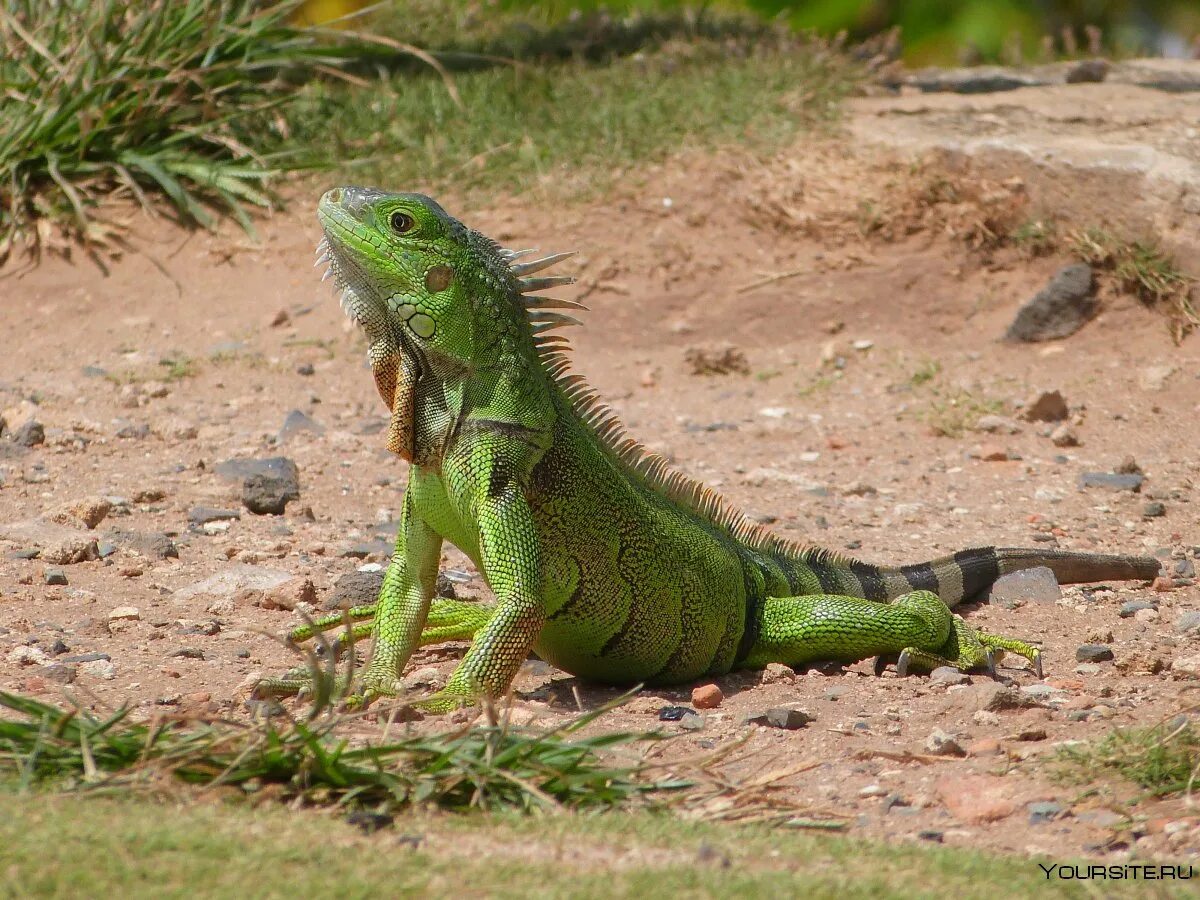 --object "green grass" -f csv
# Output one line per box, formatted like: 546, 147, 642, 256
0, 0, 423, 256
0, 792, 1151, 899
287, 38, 851, 201
1008, 218, 1058, 257
1069, 228, 1197, 340
1055, 716, 1200, 799
0, 691, 665, 815
1, 0, 856, 257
